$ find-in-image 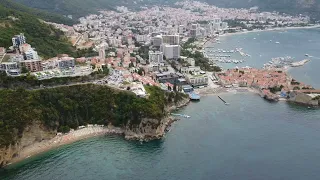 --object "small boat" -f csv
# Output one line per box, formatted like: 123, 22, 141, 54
305, 54, 309, 57
275, 42, 280, 44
